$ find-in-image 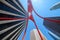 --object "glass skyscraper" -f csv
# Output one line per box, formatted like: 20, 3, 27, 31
0, 0, 28, 40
